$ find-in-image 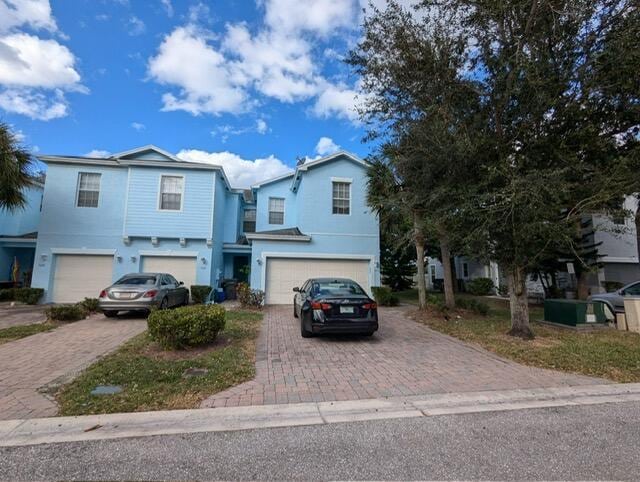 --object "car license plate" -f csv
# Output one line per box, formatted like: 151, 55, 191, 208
340, 306, 354, 314
118, 292, 133, 299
